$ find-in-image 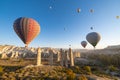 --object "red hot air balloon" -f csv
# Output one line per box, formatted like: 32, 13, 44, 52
81, 41, 87, 48
13, 17, 40, 47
